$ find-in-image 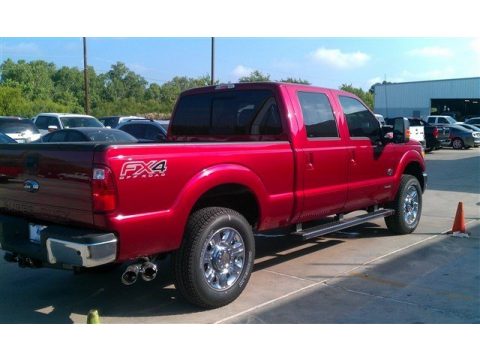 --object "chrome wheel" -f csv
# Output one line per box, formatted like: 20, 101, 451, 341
403, 185, 419, 225
201, 227, 245, 291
